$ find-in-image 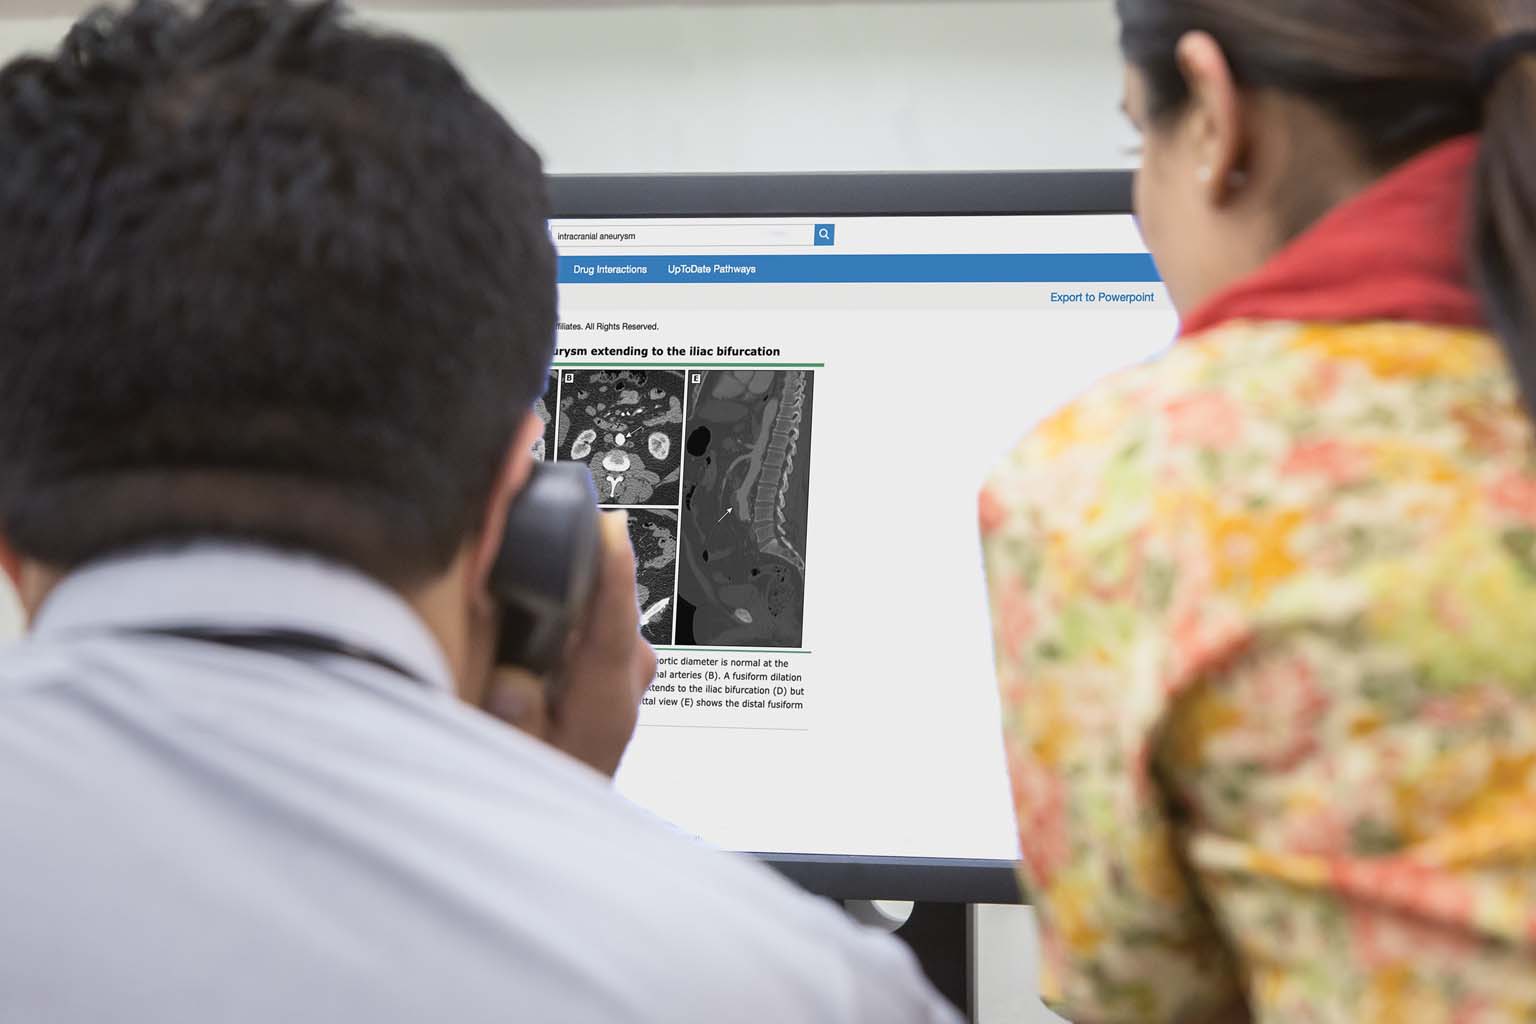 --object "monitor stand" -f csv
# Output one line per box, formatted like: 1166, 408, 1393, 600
846, 901, 974, 1021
